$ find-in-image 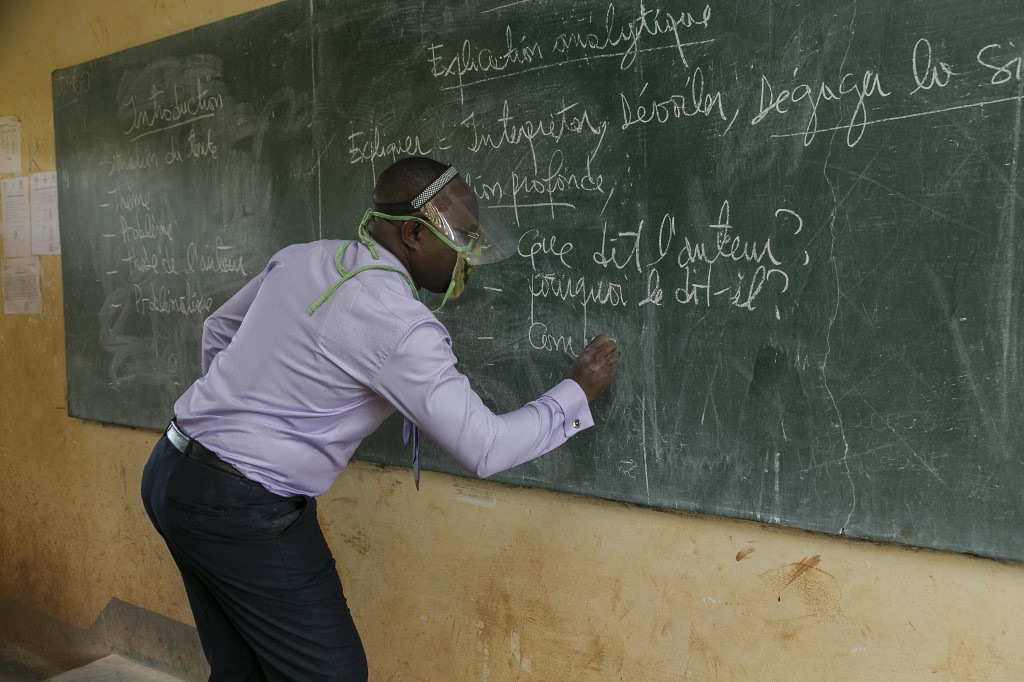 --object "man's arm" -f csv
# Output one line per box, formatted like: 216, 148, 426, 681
200, 275, 262, 374
374, 325, 619, 478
